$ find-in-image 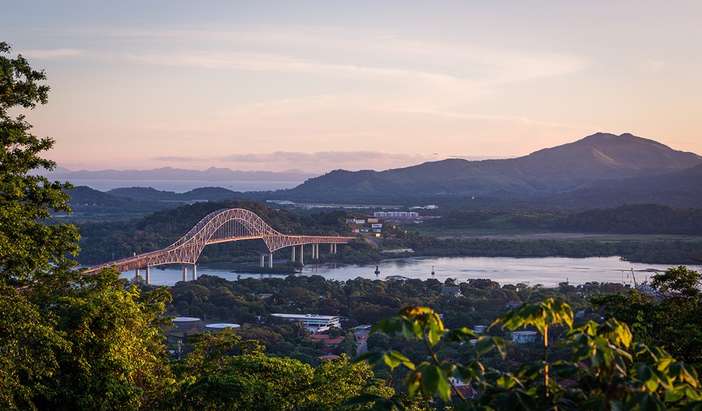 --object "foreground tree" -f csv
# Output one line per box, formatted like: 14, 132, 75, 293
0, 41, 79, 287
594, 266, 702, 369
173, 329, 393, 410
364, 300, 702, 409
0, 42, 176, 410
